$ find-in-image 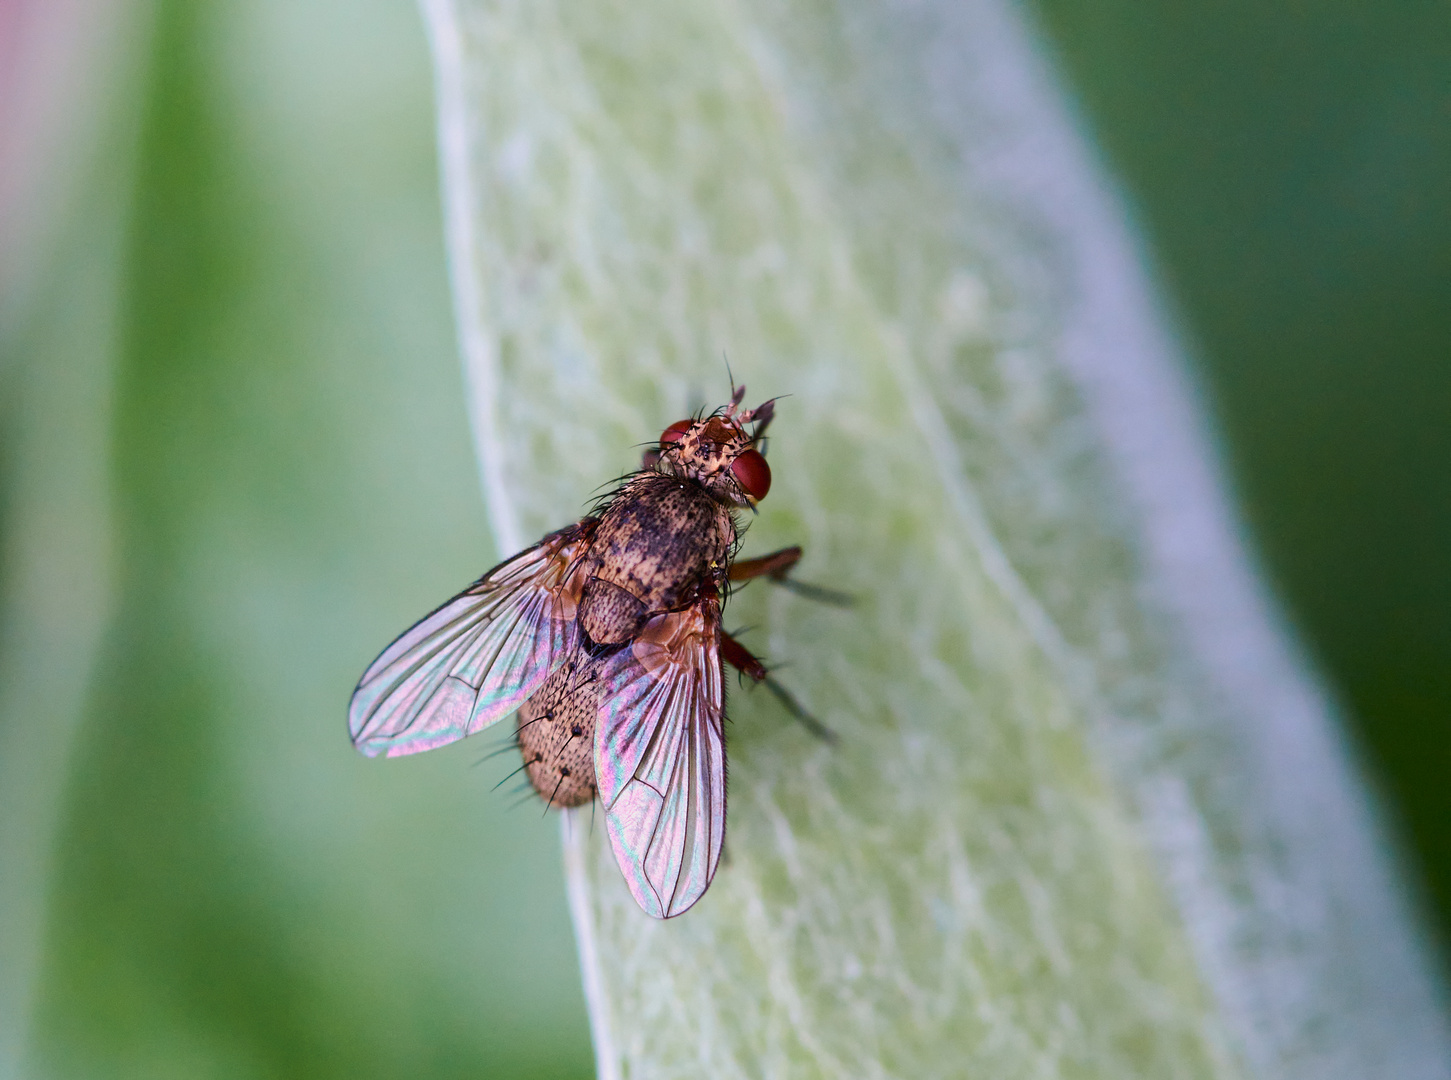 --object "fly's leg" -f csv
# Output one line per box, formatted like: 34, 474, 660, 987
729, 546, 853, 607
729, 546, 802, 582
720, 630, 837, 743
